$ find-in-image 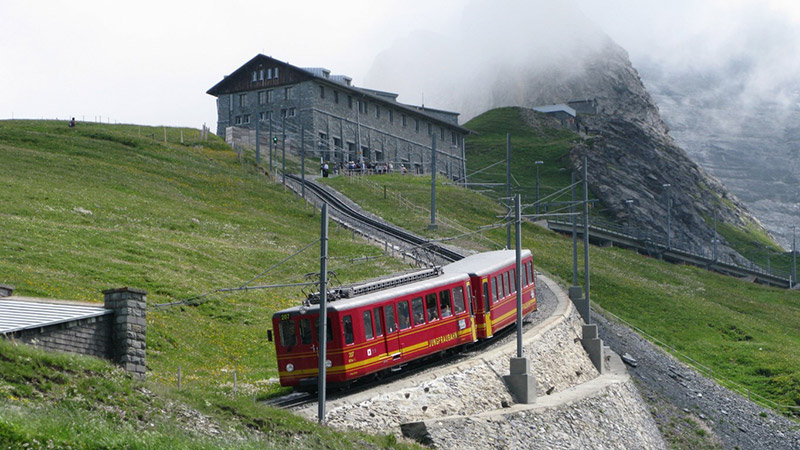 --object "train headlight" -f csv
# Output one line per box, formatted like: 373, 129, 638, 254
286, 363, 295, 373
325, 360, 332, 368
